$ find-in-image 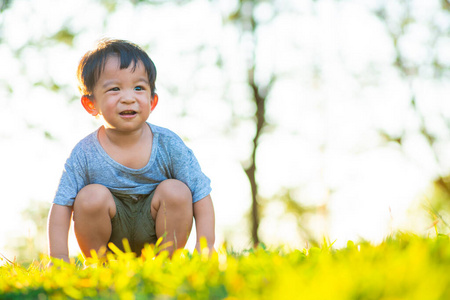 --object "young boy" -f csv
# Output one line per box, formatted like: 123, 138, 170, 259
48, 39, 215, 262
